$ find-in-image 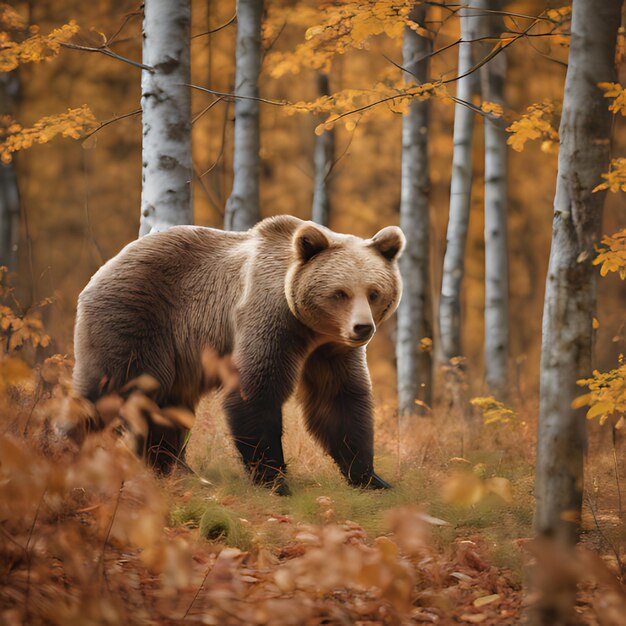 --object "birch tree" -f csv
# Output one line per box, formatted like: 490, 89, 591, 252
311, 73, 334, 227
438, 8, 480, 363
0, 71, 20, 270
225, 0, 263, 231
477, 1, 509, 396
396, 3, 432, 414
534, 0, 621, 554
139, 0, 193, 236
